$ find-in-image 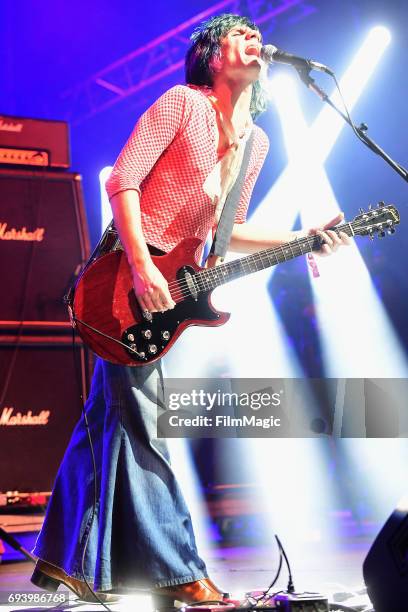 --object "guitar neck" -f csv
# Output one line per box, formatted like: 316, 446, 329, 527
196, 222, 355, 292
